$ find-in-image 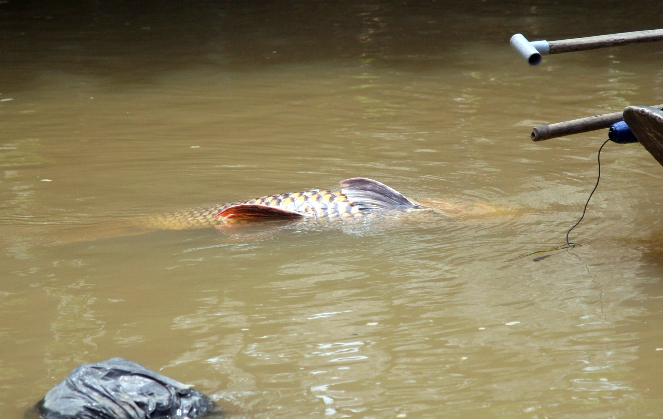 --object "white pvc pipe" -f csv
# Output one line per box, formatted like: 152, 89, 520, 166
510, 34, 548, 66
531, 40, 550, 55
